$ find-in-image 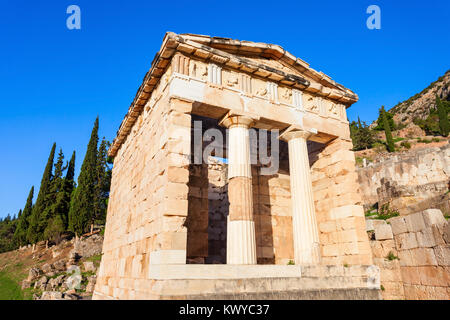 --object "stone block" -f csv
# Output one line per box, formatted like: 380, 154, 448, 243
319, 221, 336, 233
167, 152, 190, 168
168, 110, 191, 127
380, 267, 402, 282
365, 219, 386, 232
380, 281, 404, 300
434, 245, 450, 266
163, 199, 189, 217
380, 240, 397, 258
342, 242, 359, 255
431, 225, 446, 246
374, 223, 393, 240
369, 241, 384, 258
416, 228, 436, 248
167, 167, 190, 183
409, 248, 438, 266
388, 216, 407, 235
405, 212, 426, 233
338, 229, 358, 243
417, 266, 449, 287
169, 98, 193, 113
398, 250, 414, 267
149, 250, 186, 265
83, 261, 96, 272
443, 223, 450, 244
400, 266, 421, 285
322, 244, 339, 257
422, 209, 447, 227
357, 241, 372, 256
329, 205, 364, 220
395, 232, 418, 250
